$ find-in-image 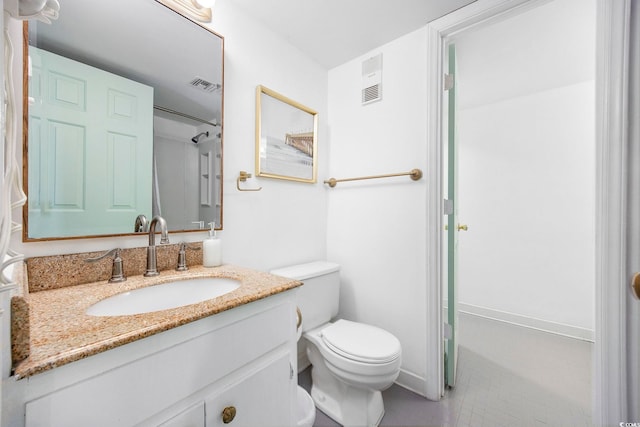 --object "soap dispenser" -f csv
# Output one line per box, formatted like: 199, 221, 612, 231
202, 222, 222, 267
